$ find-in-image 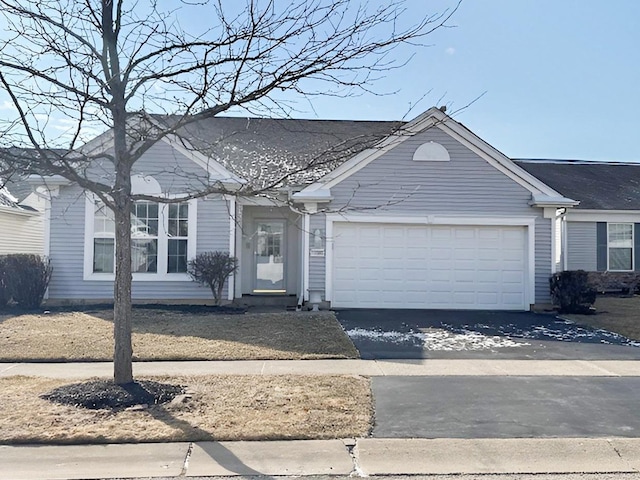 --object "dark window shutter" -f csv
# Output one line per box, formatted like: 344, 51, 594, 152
596, 222, 608, 272
635, 224, 640, 272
